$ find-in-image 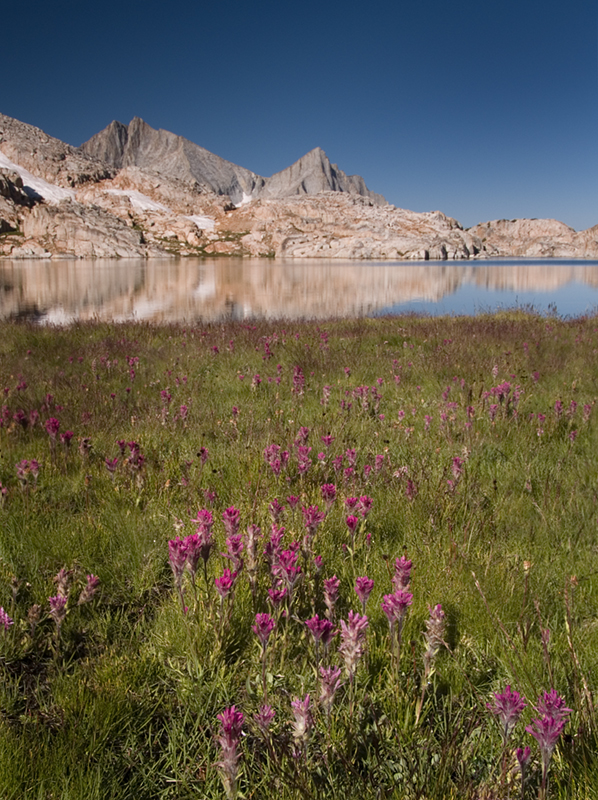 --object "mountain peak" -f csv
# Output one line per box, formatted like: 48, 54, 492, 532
79, 119, 385, 205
